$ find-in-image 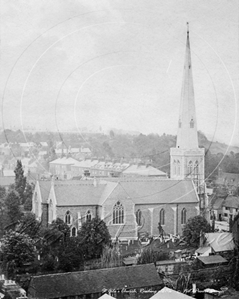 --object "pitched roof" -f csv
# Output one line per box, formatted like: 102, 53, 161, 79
205, 232, 235, 252
195, 246, 211, 254
223, 196, 239, 209
99, 294, 116, 299
38, 181, 52, 203
118, 179, 198, 204
72, 159, 99, 168
209, 197, 225, 210
28, 264, 162, 299
197, 255, 227, 265
50, 157, 79, 165
150, 287, 193, 299
54, 181, 107, 206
